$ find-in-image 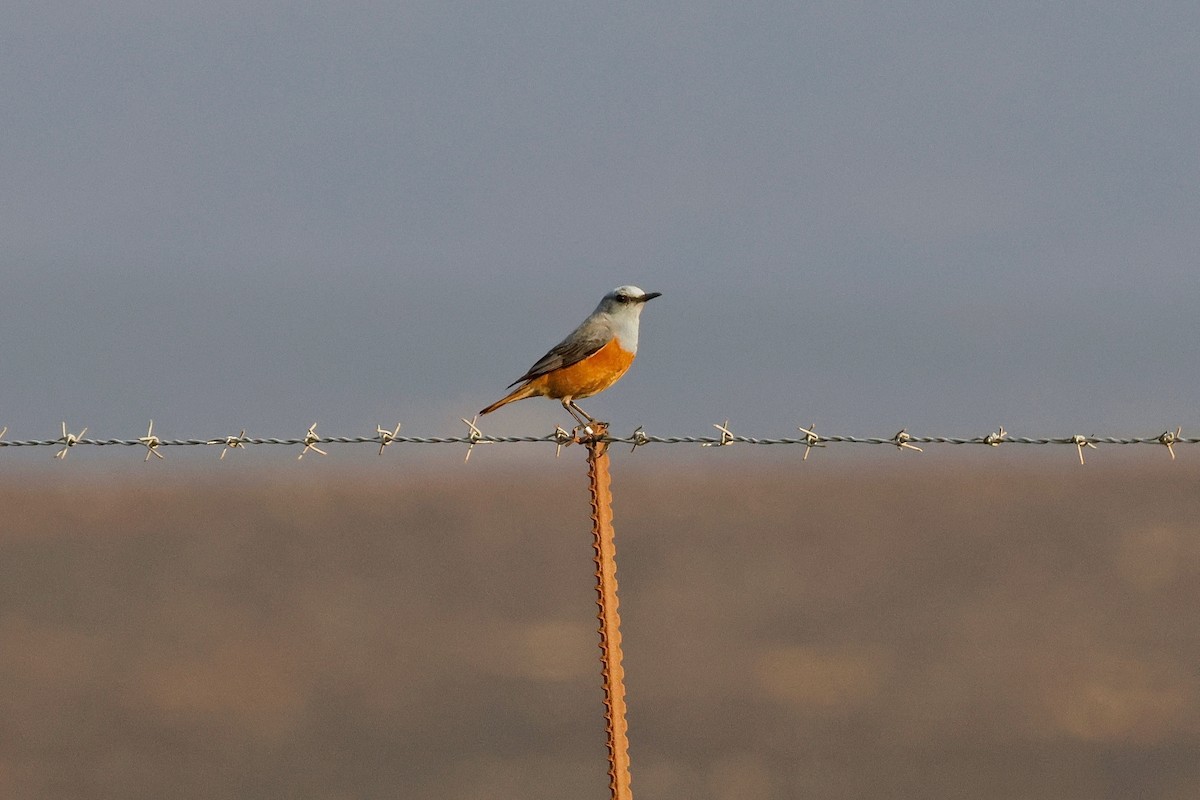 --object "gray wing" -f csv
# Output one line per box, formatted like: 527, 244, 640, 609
508, 322, 610, 387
